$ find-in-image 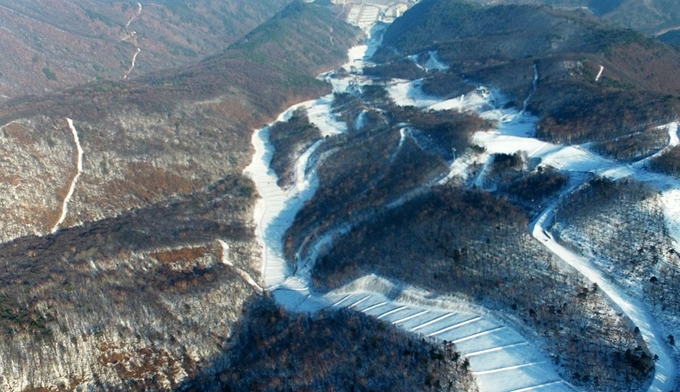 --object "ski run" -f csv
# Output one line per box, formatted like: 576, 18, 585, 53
245, 22, 678, 392
51, 118, 83, 234
123, 47, 141, 80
